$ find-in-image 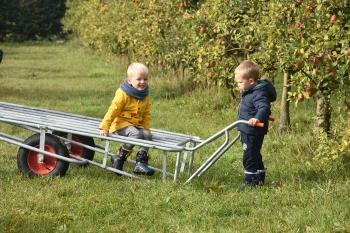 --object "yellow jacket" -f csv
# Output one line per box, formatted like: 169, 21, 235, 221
99, 88, 151, 133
